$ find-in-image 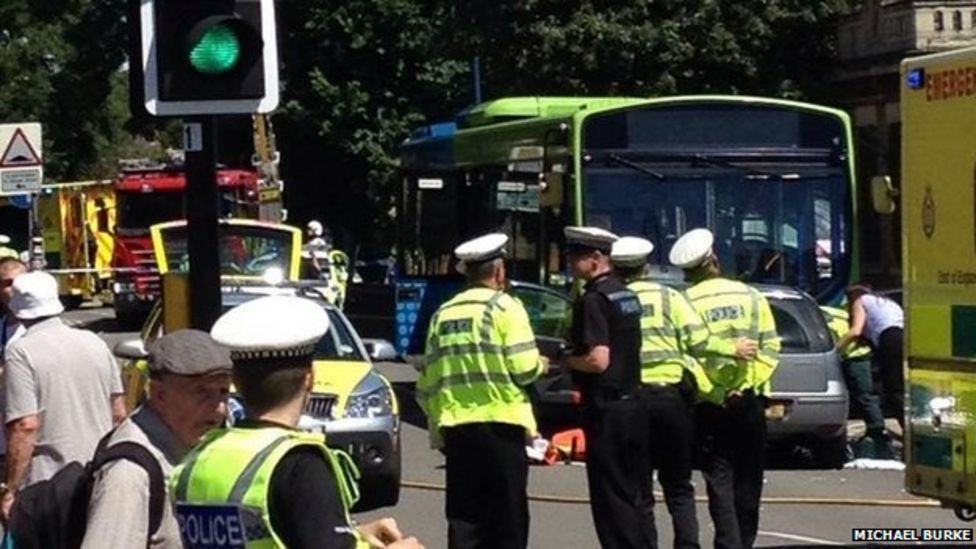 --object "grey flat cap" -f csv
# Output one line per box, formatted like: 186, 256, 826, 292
148, 329, 233, 376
